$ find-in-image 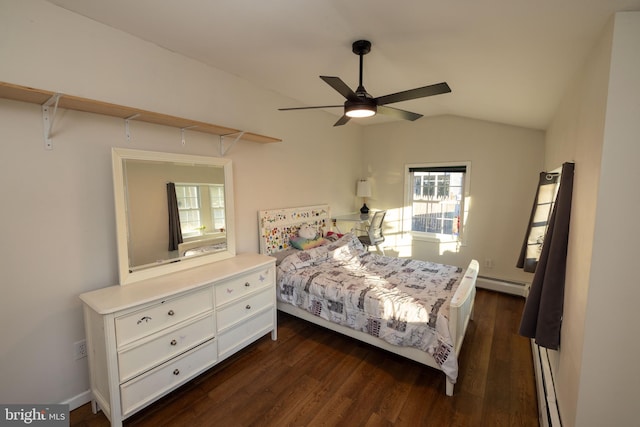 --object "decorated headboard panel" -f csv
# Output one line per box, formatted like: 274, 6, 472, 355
258, 204, 331, 255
